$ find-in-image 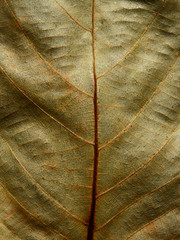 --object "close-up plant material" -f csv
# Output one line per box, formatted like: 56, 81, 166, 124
0, 0, 180, 239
